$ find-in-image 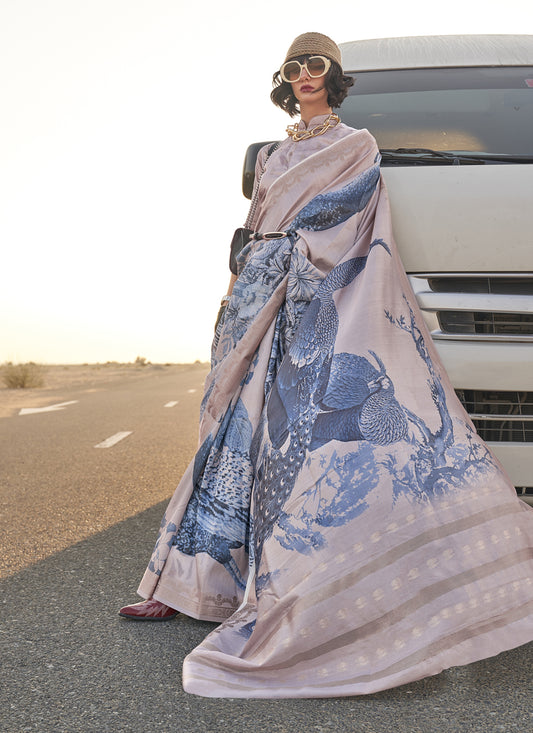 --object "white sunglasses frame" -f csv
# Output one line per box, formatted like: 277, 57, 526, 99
279, 56, 332, 83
